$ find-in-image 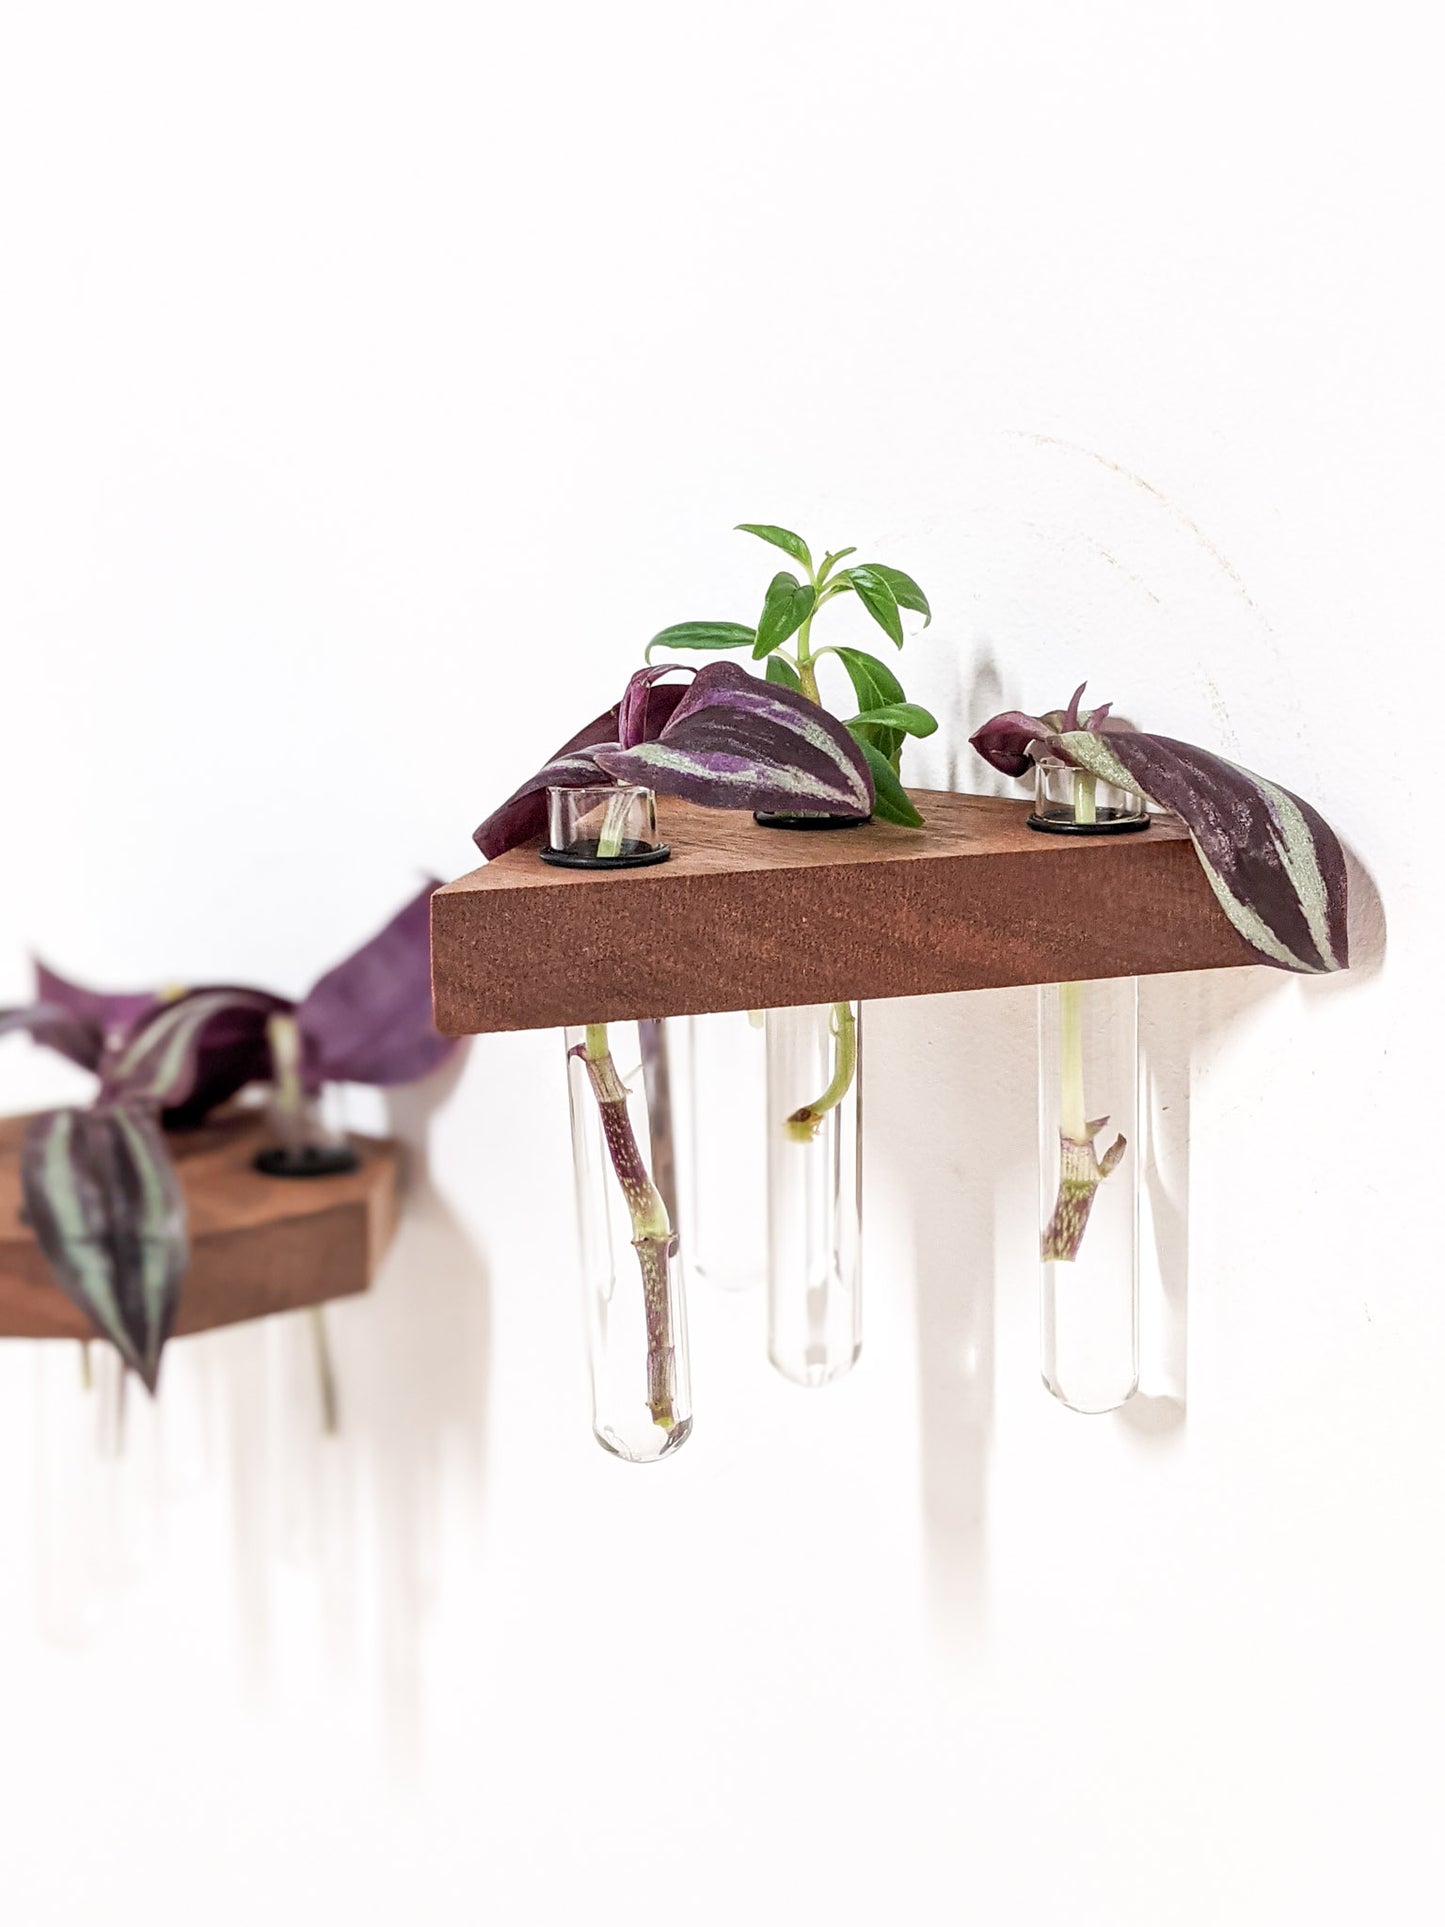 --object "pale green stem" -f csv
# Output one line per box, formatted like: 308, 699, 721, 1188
267, 1011, 305, 1149
1073, 769, 1098, 826
79, 1341, 92, 1391
597, 787, 633, 859
784, 1000, 858, 1143
1045, 980, 1126, 1262
794, 612, 821, 705
1058, 982, 1087, 1143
